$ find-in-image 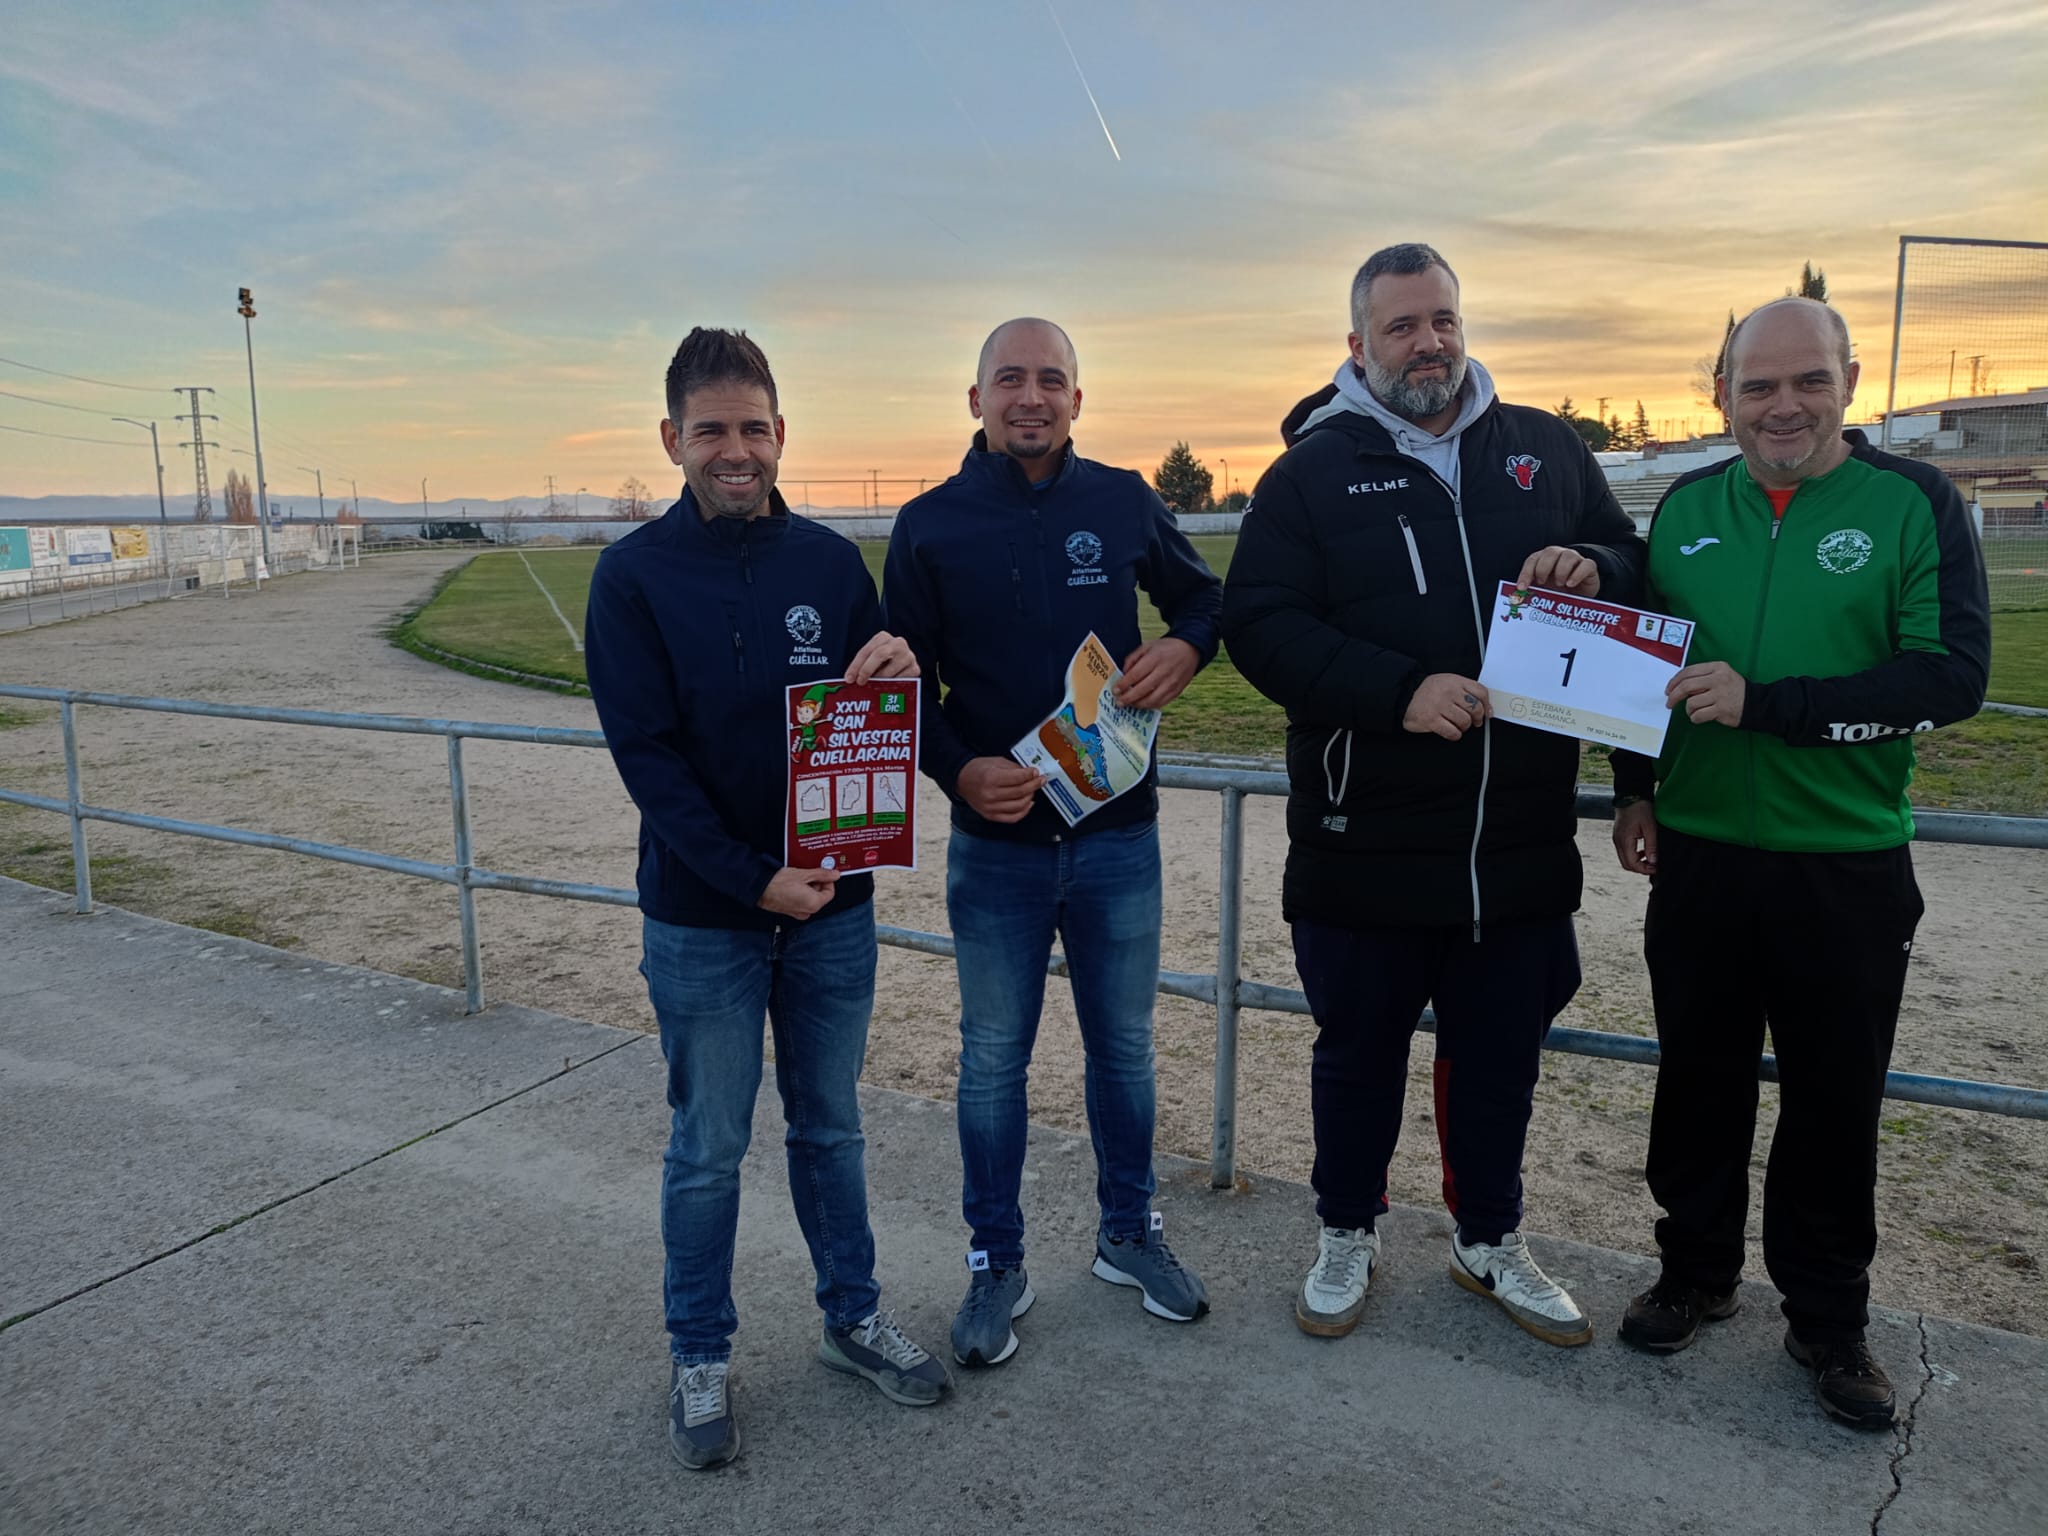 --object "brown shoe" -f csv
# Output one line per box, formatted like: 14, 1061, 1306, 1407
1784, 1329, 1898, 1430
1618, 1274, 1741, 1353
